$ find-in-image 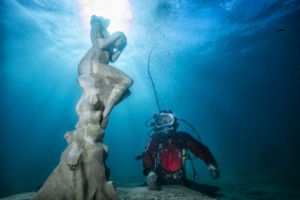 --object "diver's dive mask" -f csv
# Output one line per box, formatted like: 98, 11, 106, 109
154, 111, 175, 134
155, 113, 174, 128
145, 110, 179, 135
